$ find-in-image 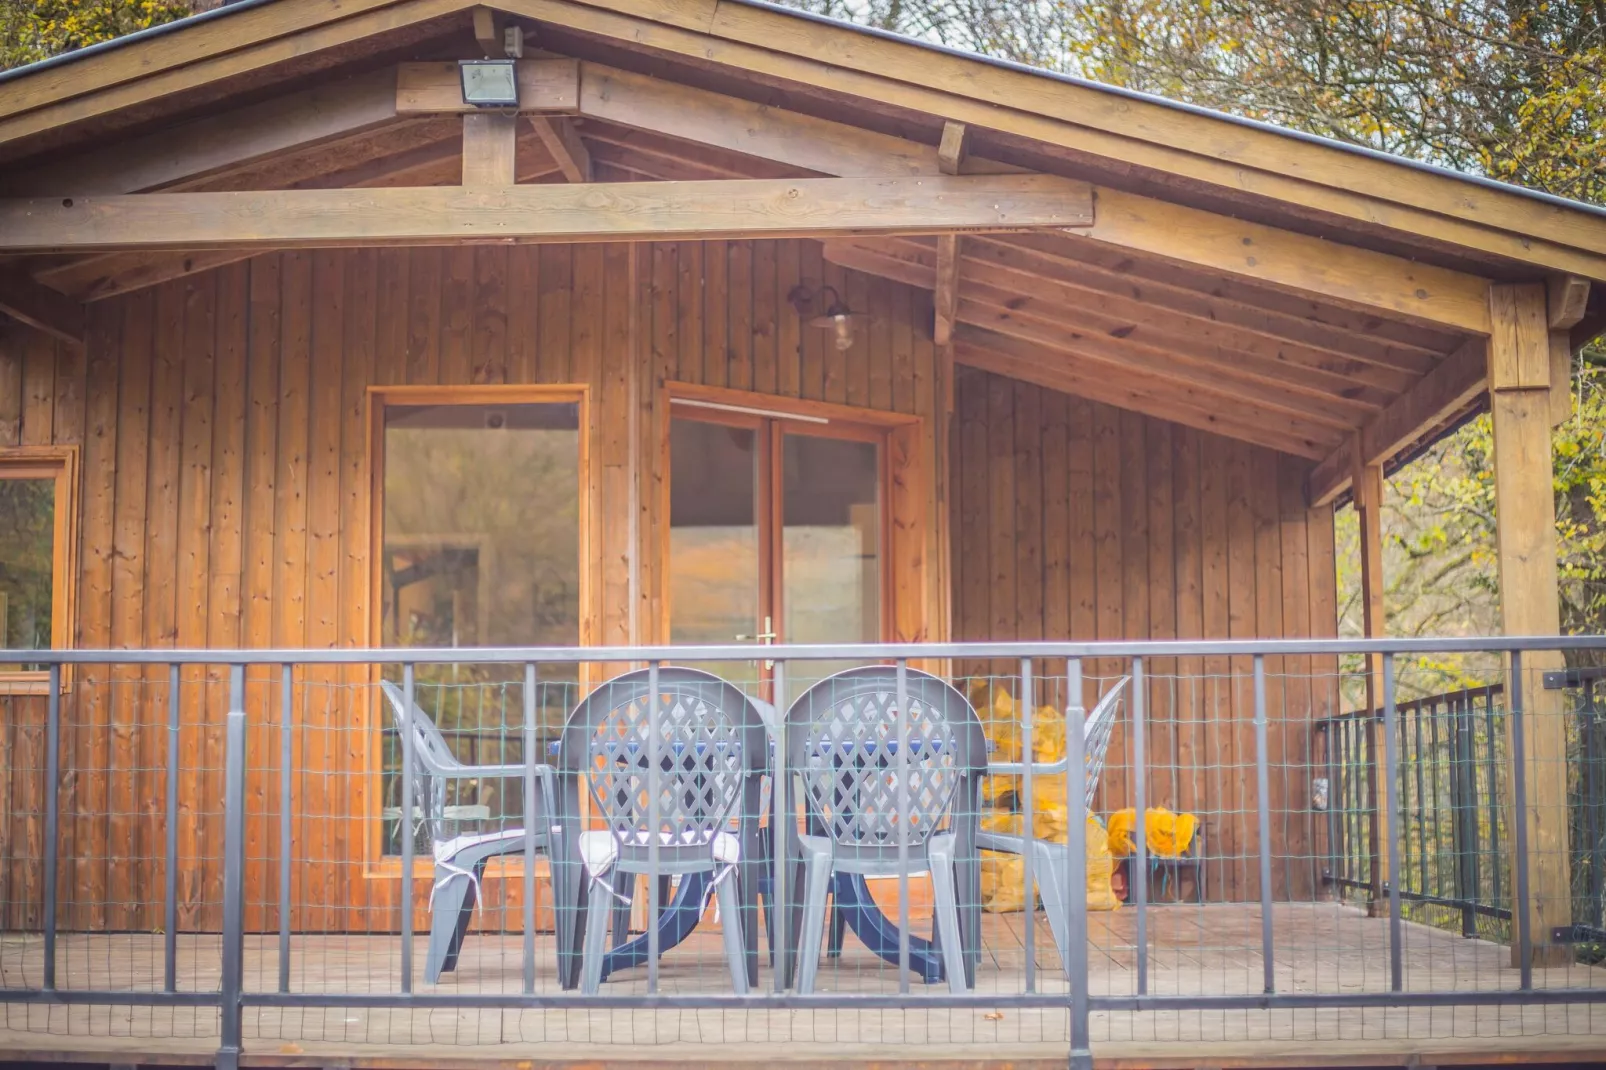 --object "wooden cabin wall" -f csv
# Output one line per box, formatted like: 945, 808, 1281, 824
0, 240, 947, 935
949, 367, 1340, 902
